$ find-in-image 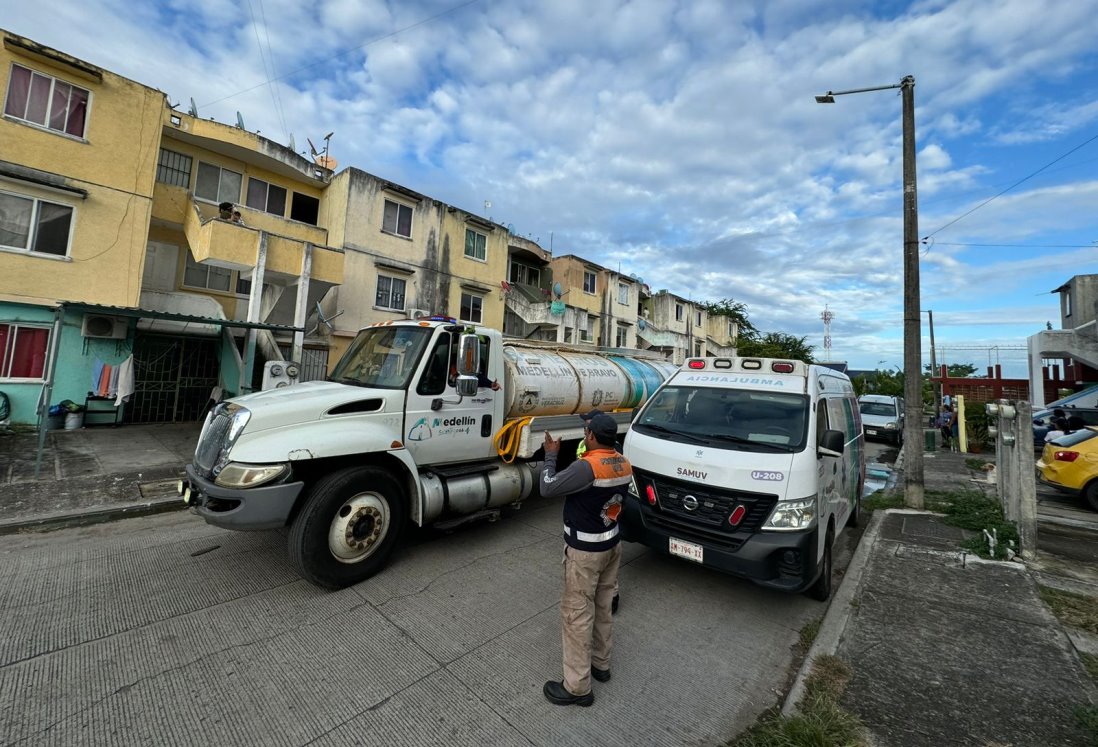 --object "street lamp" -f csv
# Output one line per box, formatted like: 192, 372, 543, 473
816, 76, 923, 509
